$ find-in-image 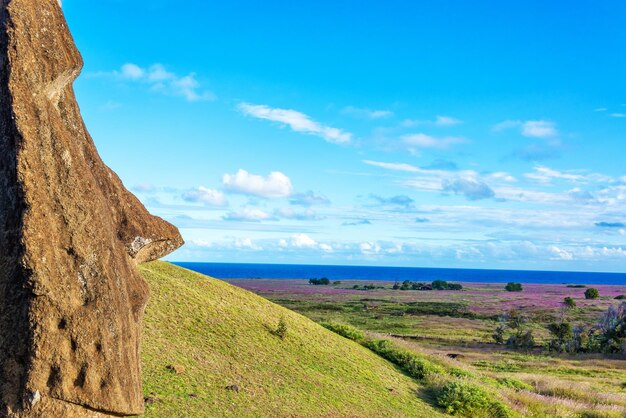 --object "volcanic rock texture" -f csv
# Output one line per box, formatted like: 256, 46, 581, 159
0, 0, 184, 416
